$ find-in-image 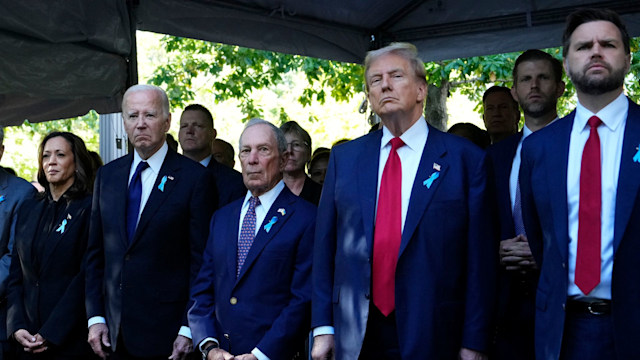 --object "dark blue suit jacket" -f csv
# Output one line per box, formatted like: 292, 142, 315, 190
85, 148, 216, 357
520, 98, 640, 359
486, 133, 537, 359
0, 170, 36, 342
206, 158, 246, 207
312, 124, 497, 359
189, 186, 315, 359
